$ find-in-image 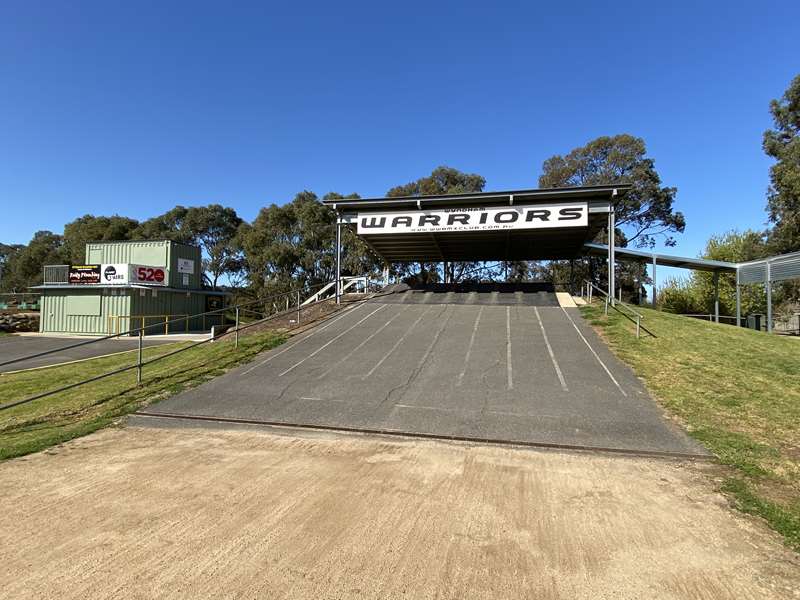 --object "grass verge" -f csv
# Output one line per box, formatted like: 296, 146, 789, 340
582, 303, 800, 551
0, 331, 285, 460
